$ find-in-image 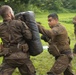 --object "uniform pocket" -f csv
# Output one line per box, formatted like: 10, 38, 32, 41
22, 44, 29, 53
48, 44, 60, 56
